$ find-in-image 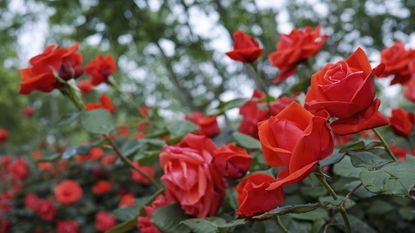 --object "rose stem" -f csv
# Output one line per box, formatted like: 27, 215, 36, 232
316, 170, 351, 233
61, 82, 162, 189
276, 216, 290, 233
372, 128, 398, 161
